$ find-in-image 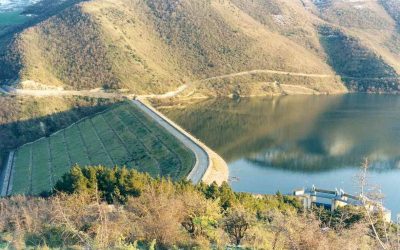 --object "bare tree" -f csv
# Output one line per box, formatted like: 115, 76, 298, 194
222, 205, 254, 246
357, 158, 389, 249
